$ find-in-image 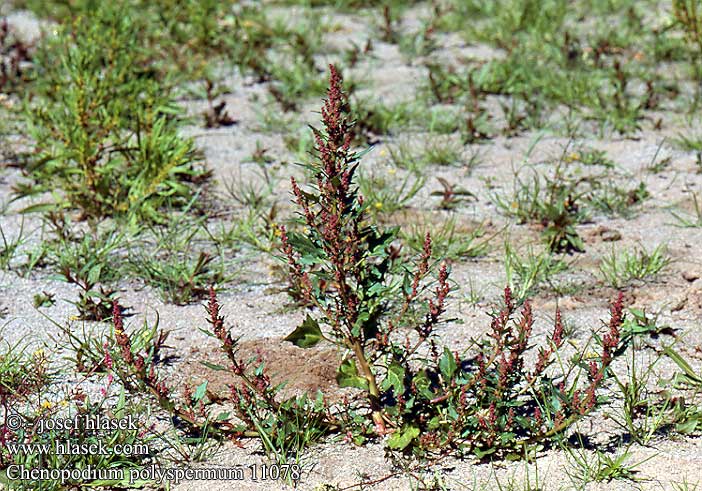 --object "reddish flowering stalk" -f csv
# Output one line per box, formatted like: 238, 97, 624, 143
108, 294, 297, 443
112, 302, 133, 365
110, 300, 173, 410
579, 292, 624, 411
277, 65, 456, 437
205, 287, 279, 411
552, 309, 564, 348
401, 233, 432, 315
530, 308, 565, 381
421, 262, 450, 337
601, 291, 624, 366
455, 289, 630, 455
